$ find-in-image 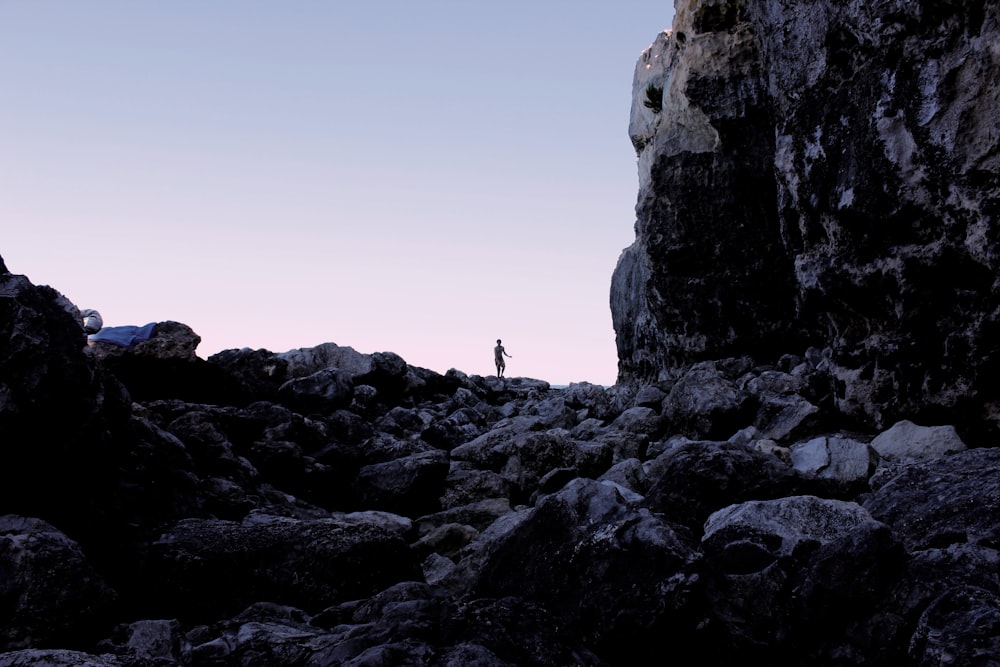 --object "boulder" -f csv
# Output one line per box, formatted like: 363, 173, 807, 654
0, 263, 129, 526
662, 363, 757, 440
790, 435, 875, 488
148, 514, 423, 621
354, 449, 451, 517
700, 496, 902, 661
0, 516, 117, 651
0, 650, 124, 666
644, 440, 802, 530
277, 367, 354, 413
863, 447, 1000, 552
869, 419, 967, 463
471, 478, 701, 662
